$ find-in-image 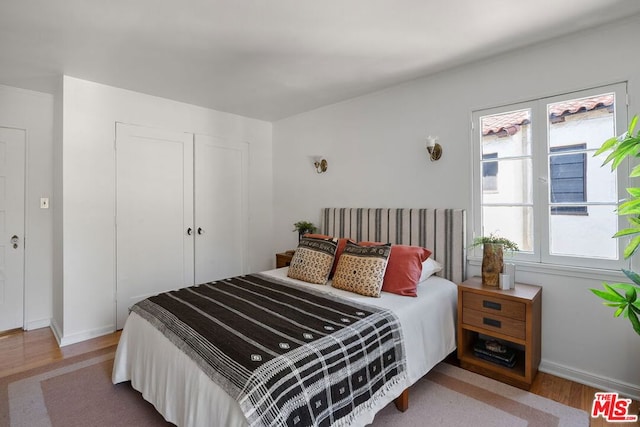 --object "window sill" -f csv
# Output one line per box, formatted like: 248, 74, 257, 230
467, 257, 627, 282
